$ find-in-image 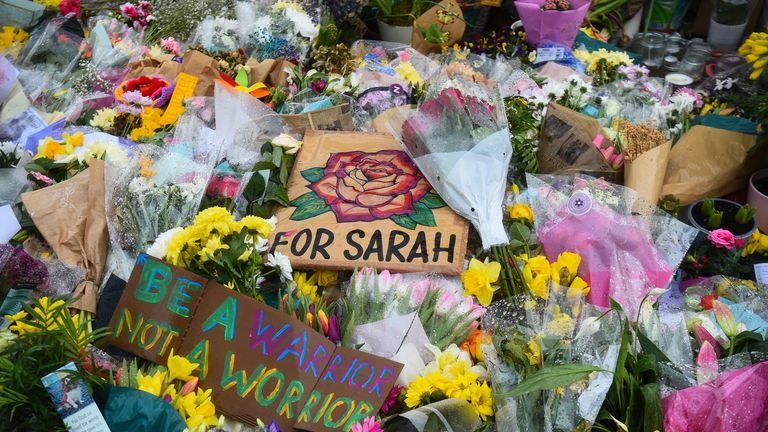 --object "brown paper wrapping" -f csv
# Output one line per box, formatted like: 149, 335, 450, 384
125, 50, 220, 97
411, 0, 465, 54
660, 125, 759, 206
245, 58, 295, 88
538, 103, 623, 184
21, 160, 108, 313
624, 139, 672, 208
278, 103, 354, 135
